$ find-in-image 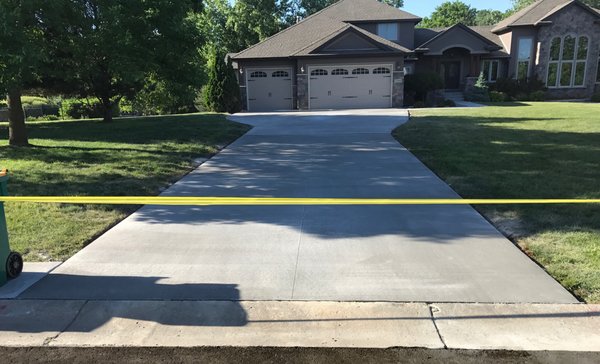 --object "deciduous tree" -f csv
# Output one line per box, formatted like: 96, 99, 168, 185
420, 1, 477, 28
